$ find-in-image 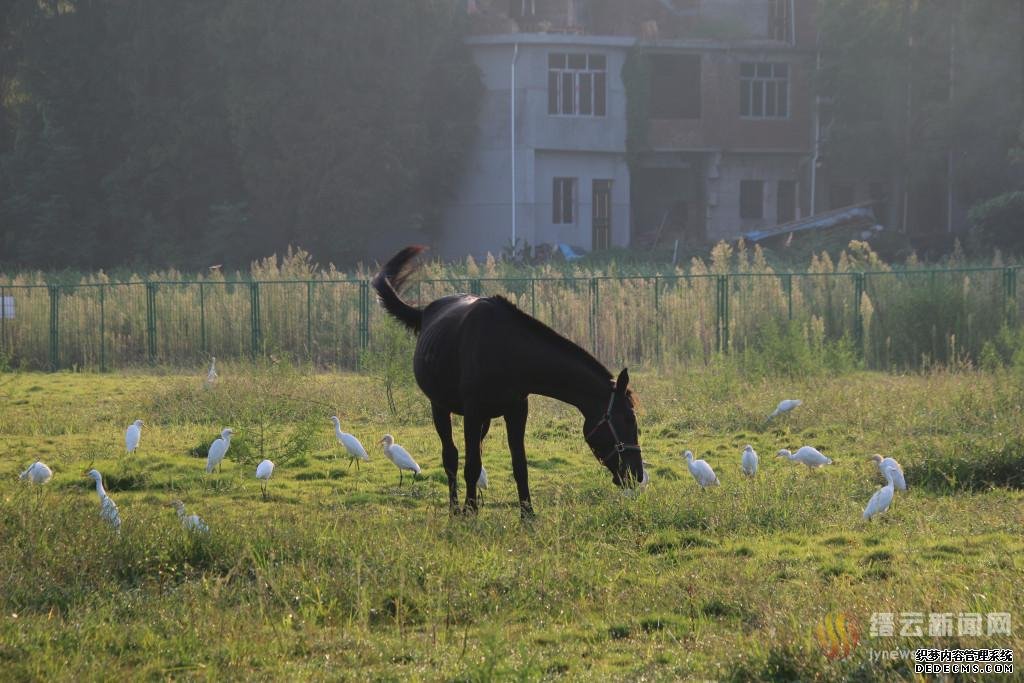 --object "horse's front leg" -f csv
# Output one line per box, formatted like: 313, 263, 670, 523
462, 412, 485, 514
504, 397, 534, 518
431, 402, 460, 514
